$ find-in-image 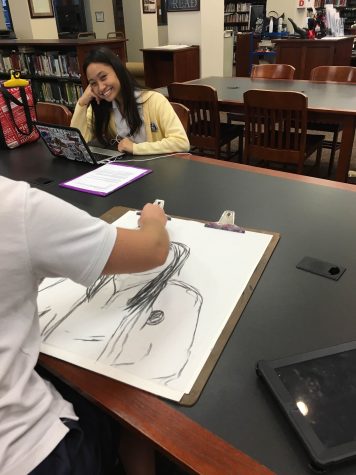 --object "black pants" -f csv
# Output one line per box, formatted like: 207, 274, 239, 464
30, 366, 120, 475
